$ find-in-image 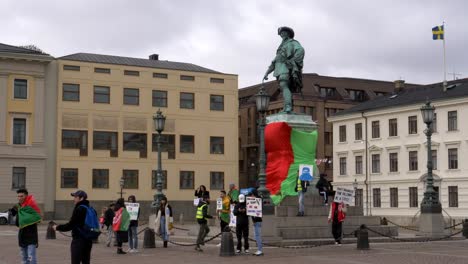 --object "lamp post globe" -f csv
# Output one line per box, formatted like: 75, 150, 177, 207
152, 109, 166, 209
